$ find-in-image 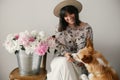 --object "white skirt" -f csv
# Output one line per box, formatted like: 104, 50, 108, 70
47, 57, 82, 80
